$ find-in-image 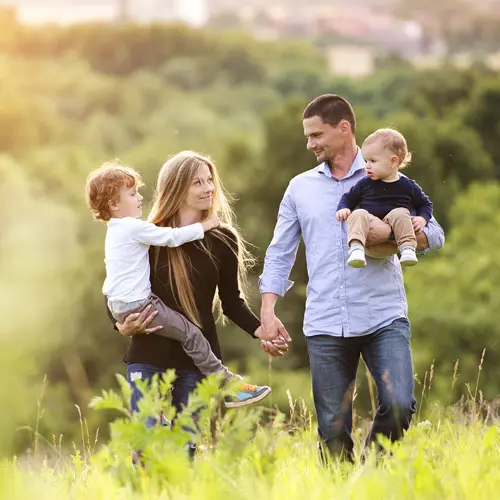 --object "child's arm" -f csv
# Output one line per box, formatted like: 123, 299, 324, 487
411, 181, 433, 222
336, 178, 366, 221
130, 216, 219, 247
337, 178, 365, 212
